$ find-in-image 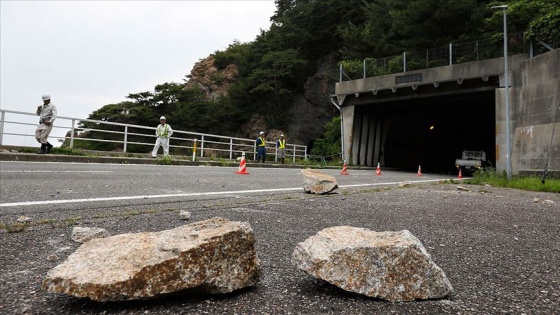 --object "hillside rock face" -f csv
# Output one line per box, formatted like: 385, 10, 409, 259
185, 53, 339, 146
185, 55, 238, 100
